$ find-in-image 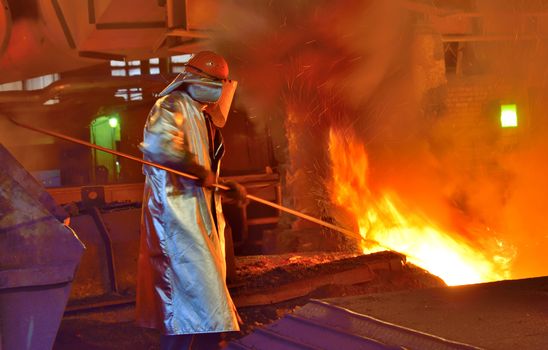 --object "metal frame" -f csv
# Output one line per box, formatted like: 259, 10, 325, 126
51, 0, 76, 49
